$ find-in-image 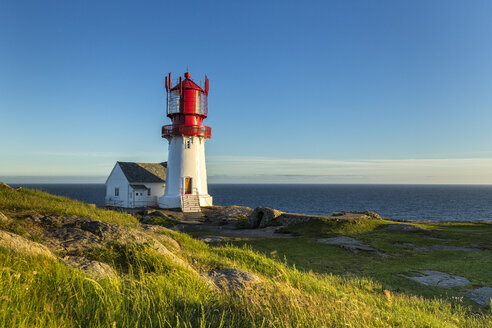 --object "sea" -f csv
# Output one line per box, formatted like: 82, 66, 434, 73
9, 184, 492, 222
